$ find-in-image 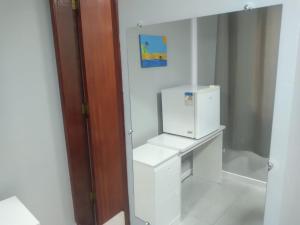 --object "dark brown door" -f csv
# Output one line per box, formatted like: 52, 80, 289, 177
78, 0, 130, 224
49, 0, 129, 225
49, 1, 95, 225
